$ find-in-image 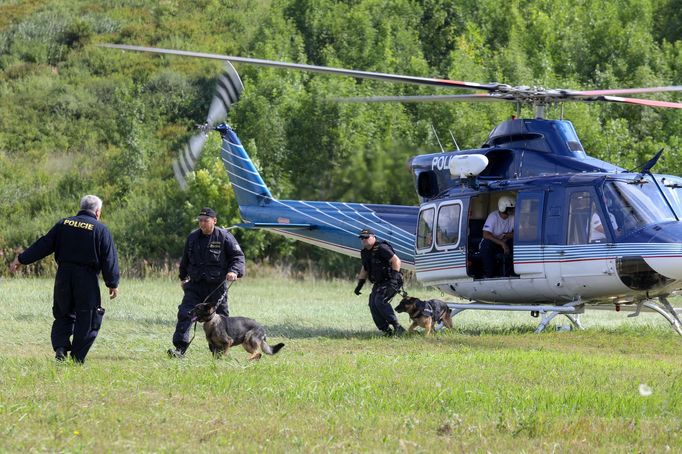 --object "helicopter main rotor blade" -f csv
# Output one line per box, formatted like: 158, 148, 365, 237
334, 93, 682, 108
573, 86, 682, 96
102, 44, 682, 113
576, 95, 682, 109
101, 43, 503, 92
331, 94, 515, 103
